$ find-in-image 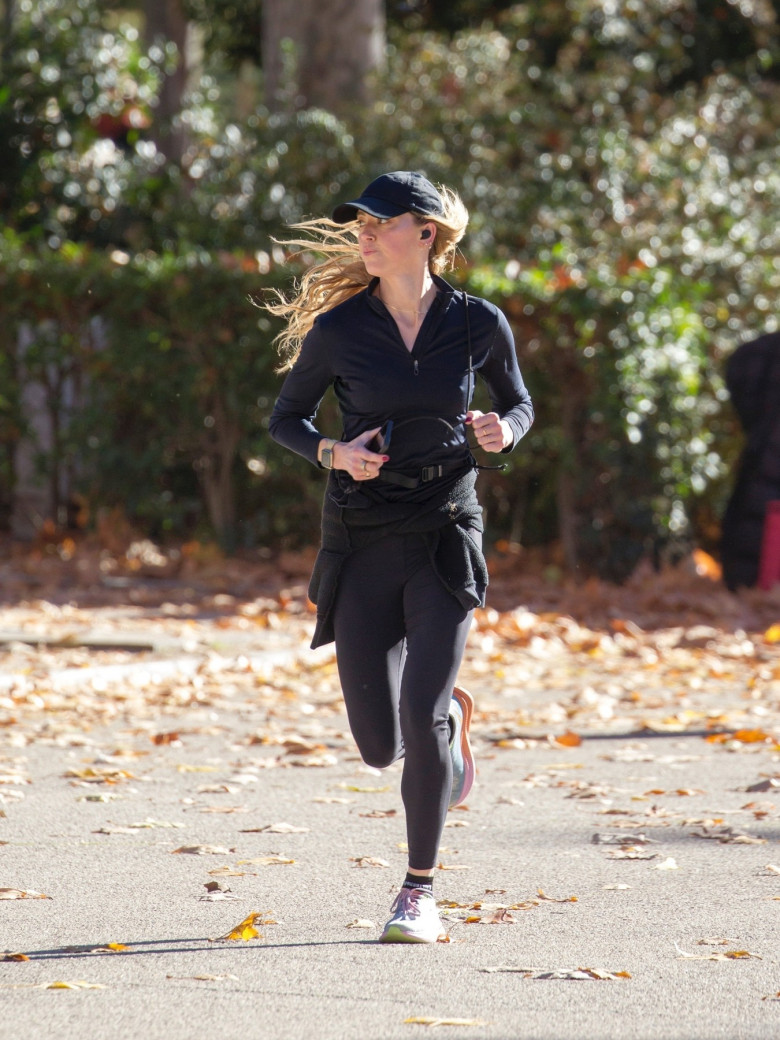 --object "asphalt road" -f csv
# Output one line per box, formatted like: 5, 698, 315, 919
1, 639, 779, 1040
